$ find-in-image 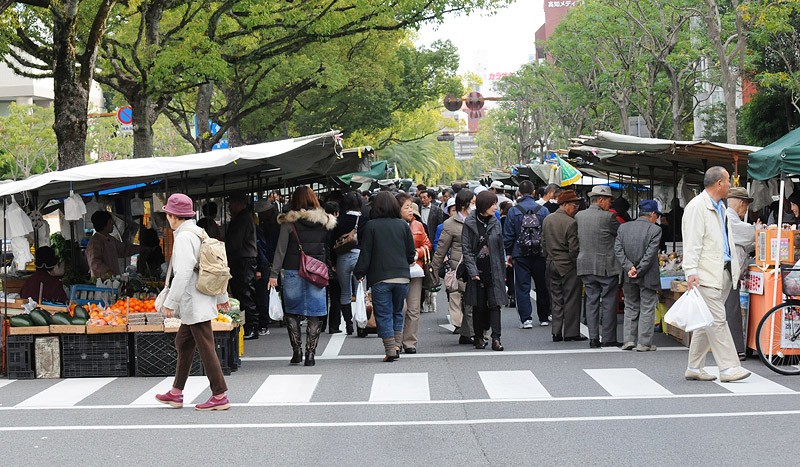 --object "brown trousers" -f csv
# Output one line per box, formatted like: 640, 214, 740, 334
173, 321, 228, 396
